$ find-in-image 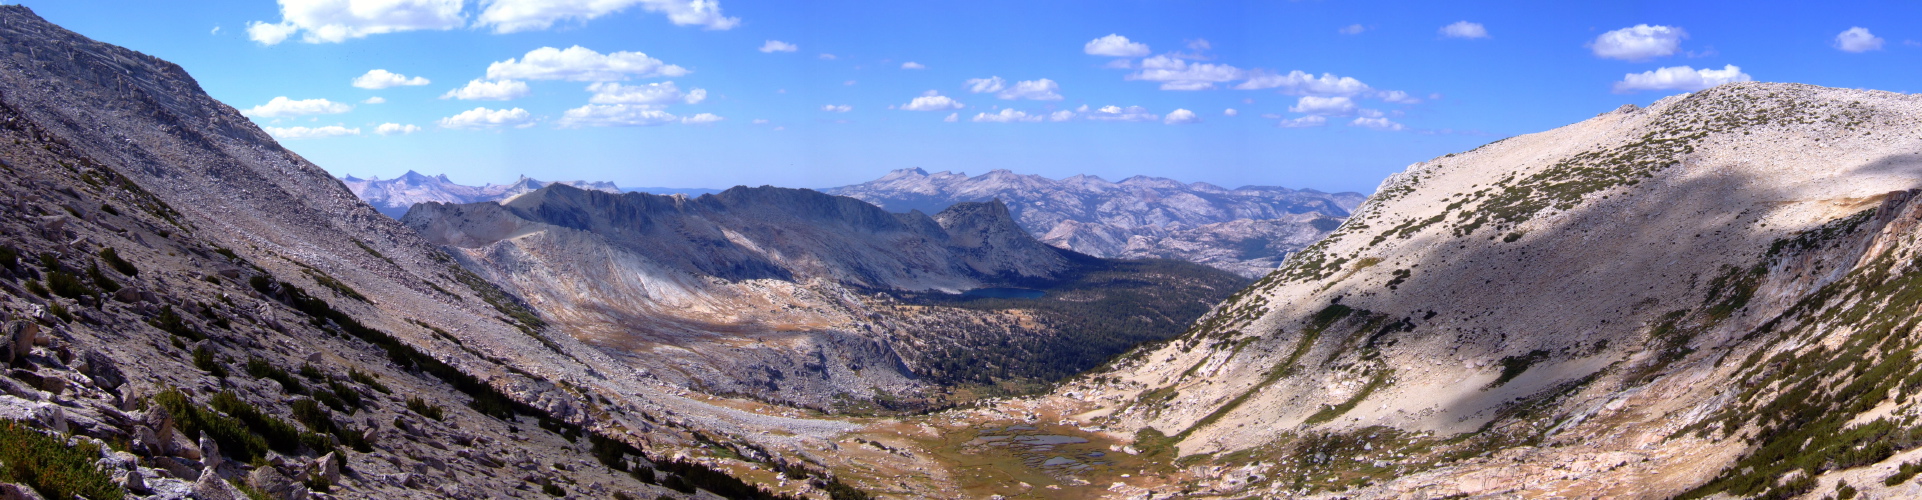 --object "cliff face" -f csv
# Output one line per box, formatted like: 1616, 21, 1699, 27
402, 185, 1243, 407
1027, 83, 1922, 498
826, 168, 1361, 277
